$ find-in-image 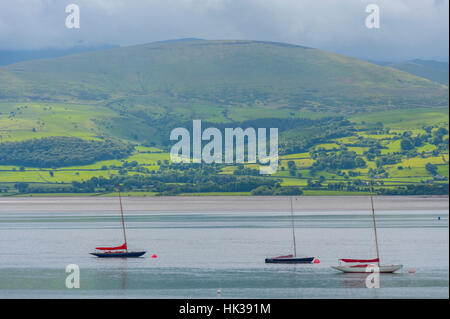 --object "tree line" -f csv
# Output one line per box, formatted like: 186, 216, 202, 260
0, 136, 133, 168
